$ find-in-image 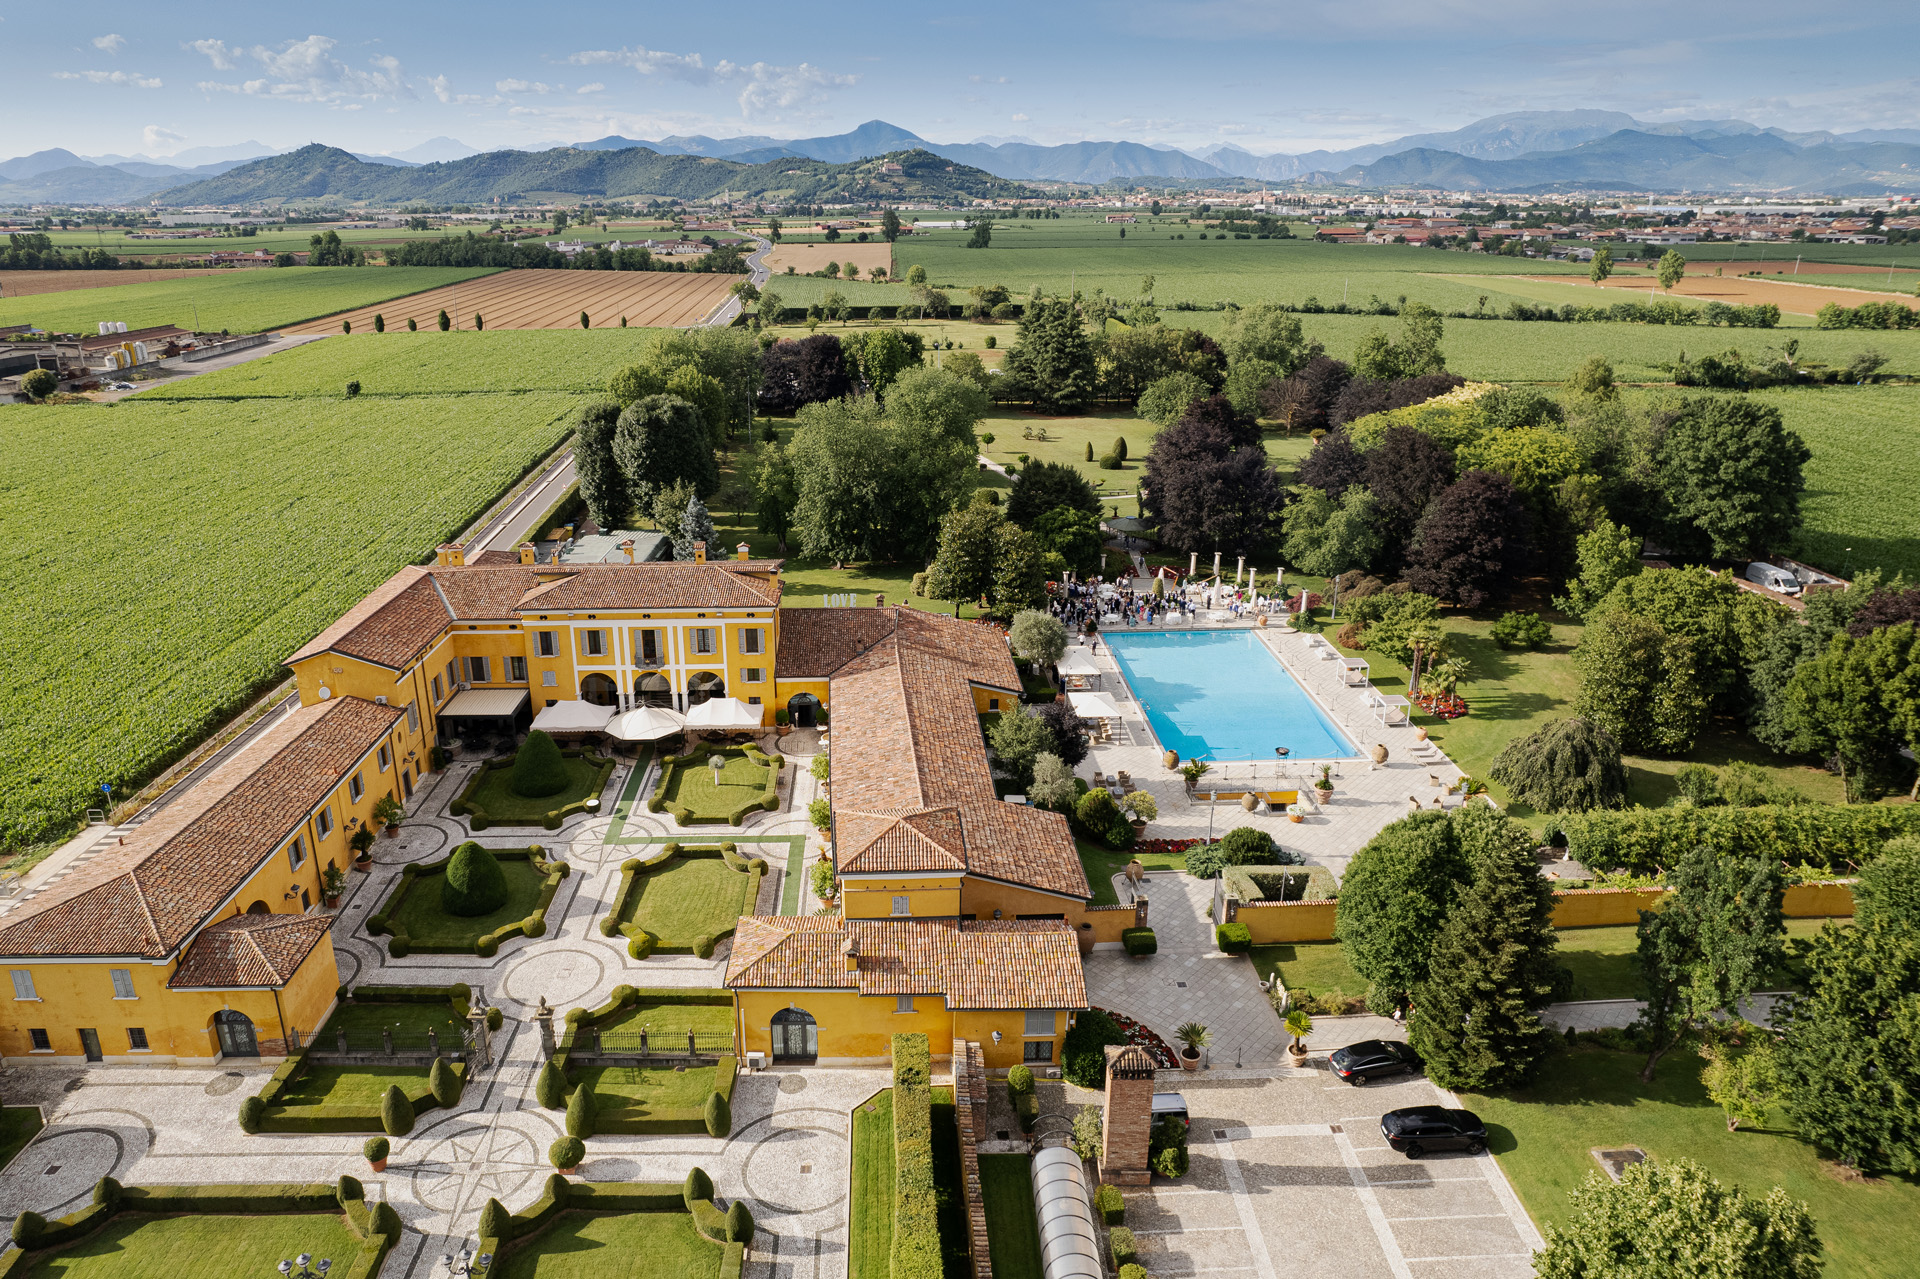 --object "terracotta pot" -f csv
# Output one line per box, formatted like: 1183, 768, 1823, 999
1179, 1049, 1201, 1072
1314, 786, 1333, 803
1287, 812, 1303, 823
557, 1163, 579, 1175
368, 1158, 388, 1172
1415, 726, 1429, 742
1129, 820, 1147, 836
384, 824, 399, 838
1077, 925, 1095, 956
